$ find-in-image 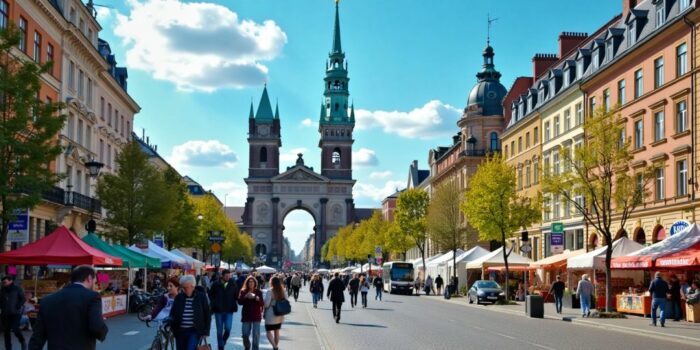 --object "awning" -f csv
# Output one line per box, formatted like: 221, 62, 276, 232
655, 243, 700, 268
82, 233, 140, 268
111, 245, 161, 269
530, 249, 586, 269
568, 237, 644, 270
466, 247, 534, 269
447, 246, 490, 267
0, 226, 122, 266
612, 224, 700, 269
129, 241, 187, 269
487, 265, 531, 272
169, 249, 205, 270
426, 249, 465, 267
